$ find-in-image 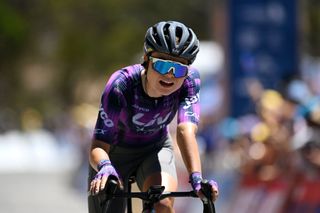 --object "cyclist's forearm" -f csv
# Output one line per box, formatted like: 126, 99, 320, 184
176, 123, 202, 174
89, 139, 111, 171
